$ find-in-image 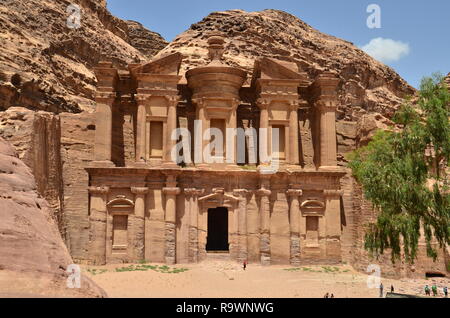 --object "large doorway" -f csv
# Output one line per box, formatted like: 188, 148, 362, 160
206, 207, 229, 252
